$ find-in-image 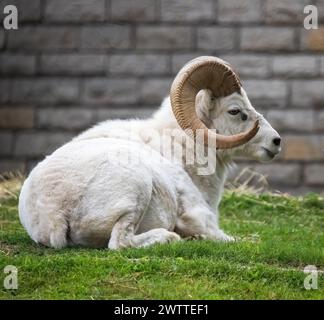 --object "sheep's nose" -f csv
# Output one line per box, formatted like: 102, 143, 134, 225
272, 137, 281, 146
